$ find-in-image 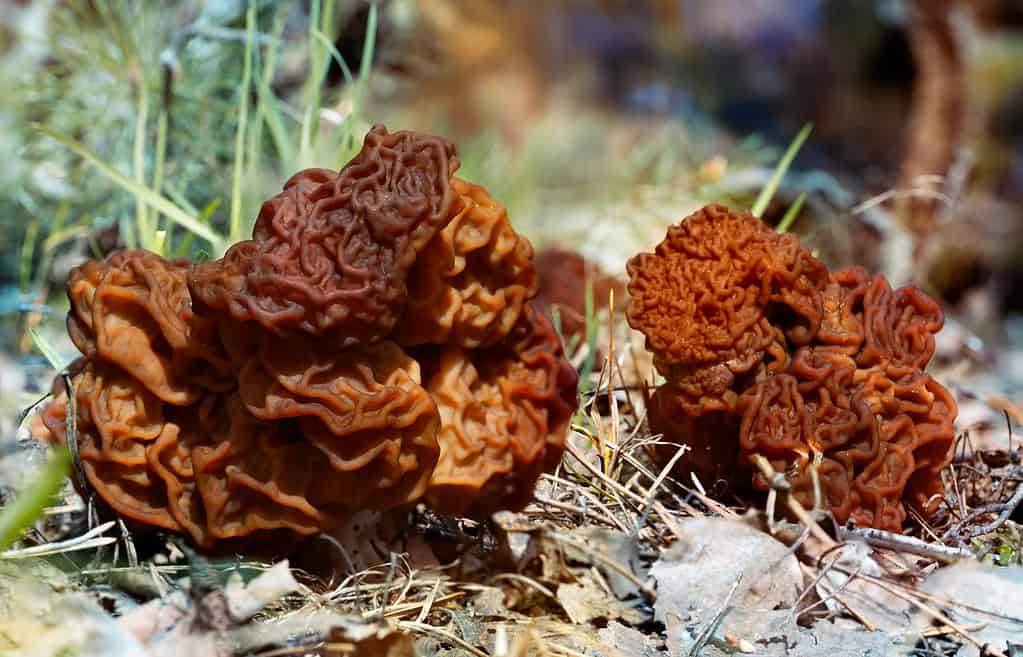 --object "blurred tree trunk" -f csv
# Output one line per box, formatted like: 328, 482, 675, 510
899, 0, 965, 247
